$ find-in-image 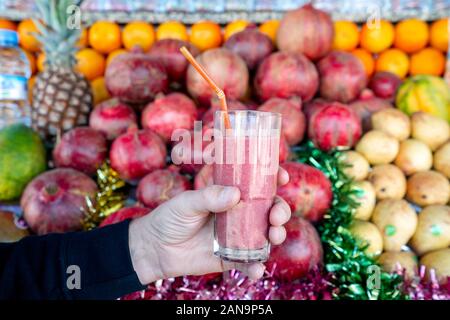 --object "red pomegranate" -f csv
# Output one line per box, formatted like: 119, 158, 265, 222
277, 162, 333, 223
53, 127, 107, 176
350, 89, 393, 131
277, 4, 333, 61
110, 127, 167, 181
105, 47, 169, 104
194, 164, 214, 190
368, 71, 402, 101
317, 50, 367, 103
137, 168, 191, 208
266, 216, 323, 281
224, 27, 274, 70
148, 39, 200, 84
186, 48, 249, 106
100, 207, 151, 227
254, 52, 319, 103
279, 134, 290, 163
89, 98, 137, 140
308, 102, 362, 151
141, 93, 197, 143
21, 168, 98, 235
303, 98, 328, 120
259, 97, 306, 145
